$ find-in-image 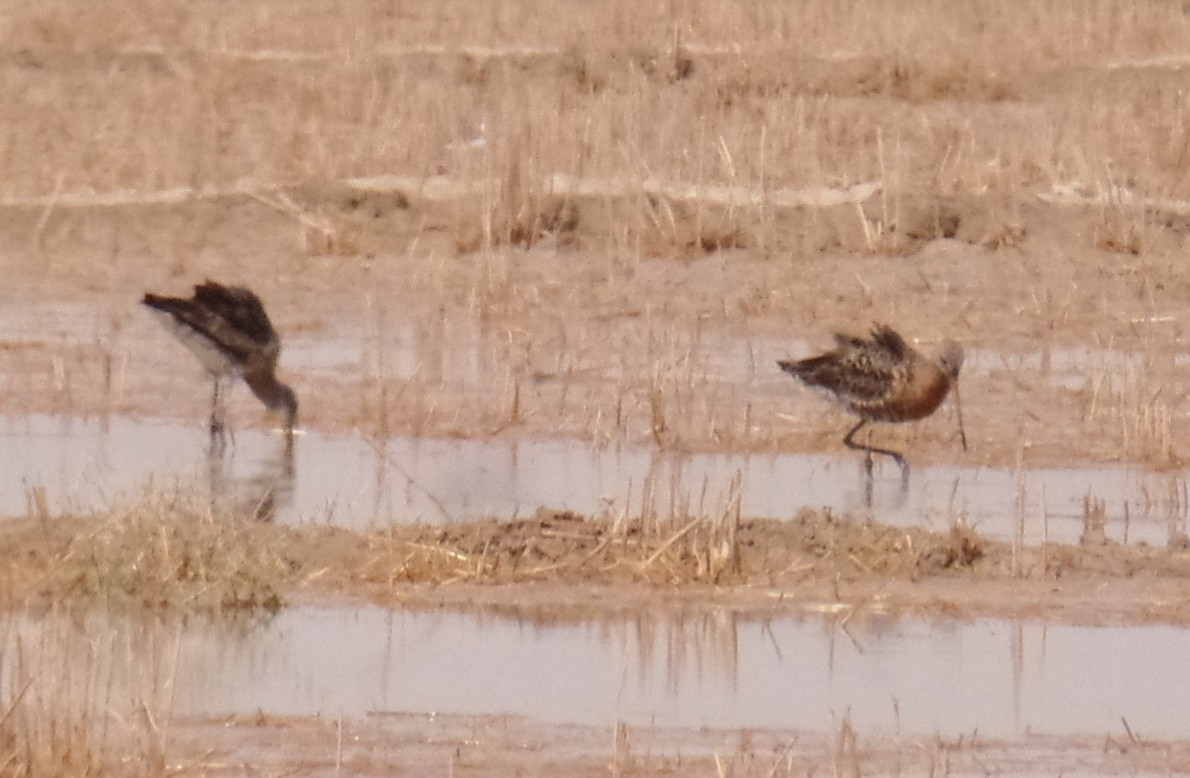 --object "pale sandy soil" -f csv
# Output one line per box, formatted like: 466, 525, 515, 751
4, 0, 1190, 773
